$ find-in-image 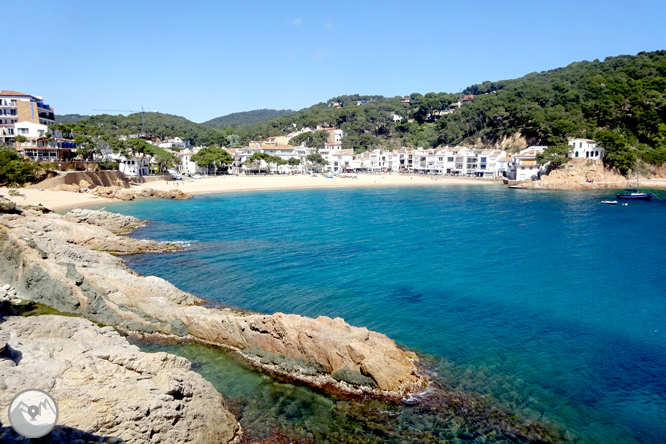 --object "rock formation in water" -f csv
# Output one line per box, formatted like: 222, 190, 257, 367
0, 315, 241, 443
0, 206, 426, 395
